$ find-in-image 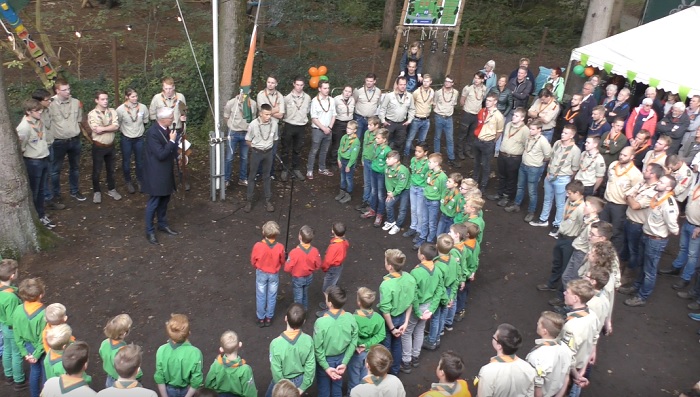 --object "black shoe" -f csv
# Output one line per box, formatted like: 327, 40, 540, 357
158, 226, 179, 235
400, 362, 412, 374
13, 380, 28, 391
45, 200, 66, 210
486, 194, 501, 201
146, 233, 159, 245
497, 198, 509, 207
70, 192, 87, 201
673, 279, 690, 290
658, 267, 681, 275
